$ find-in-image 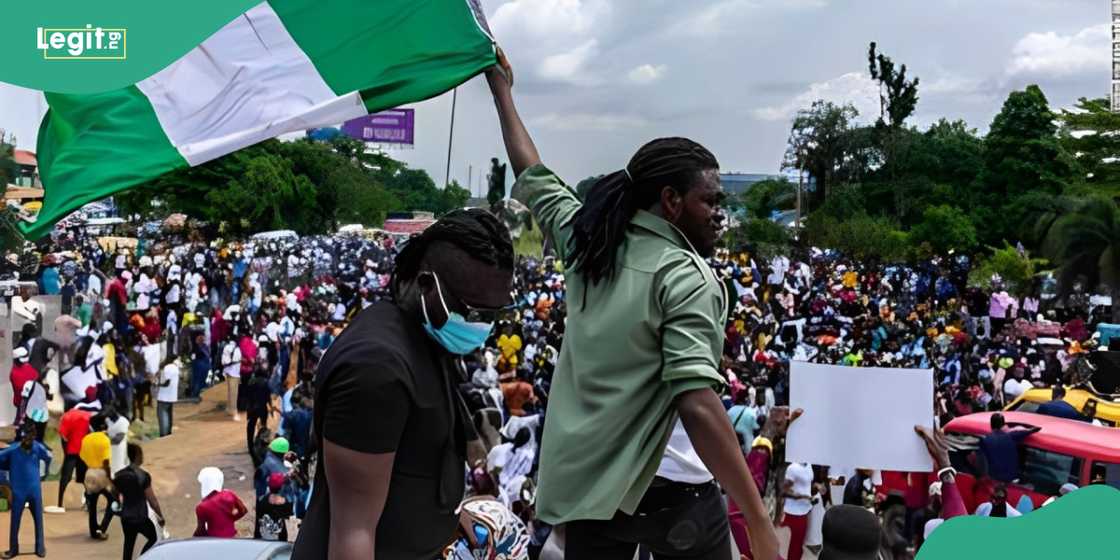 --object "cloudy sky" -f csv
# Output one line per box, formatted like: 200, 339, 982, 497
0, 0, 1110, 197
